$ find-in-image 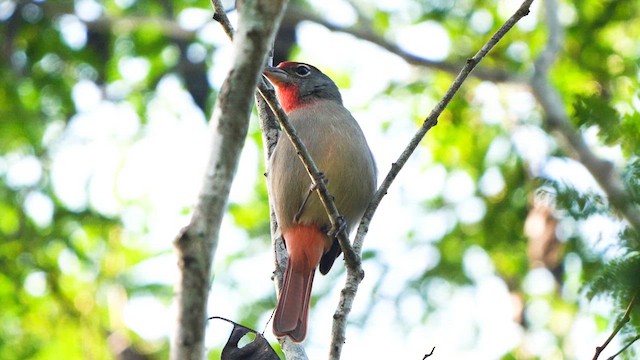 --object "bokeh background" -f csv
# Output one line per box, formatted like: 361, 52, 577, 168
2, 0, 640, 359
